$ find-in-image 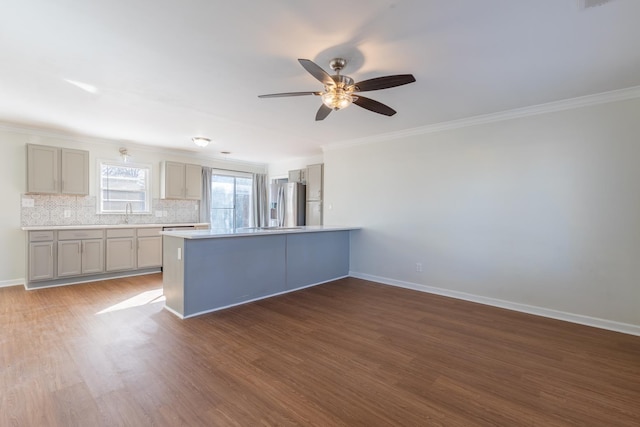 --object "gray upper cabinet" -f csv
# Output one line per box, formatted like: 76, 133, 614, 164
184, 164, 202, 199
306, 164, 323, 201
60, 148, 89, 195
288, 168, 306, 184
27, 144, 59, 193
161, 161, 202, 200
27, 144, 89, 195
